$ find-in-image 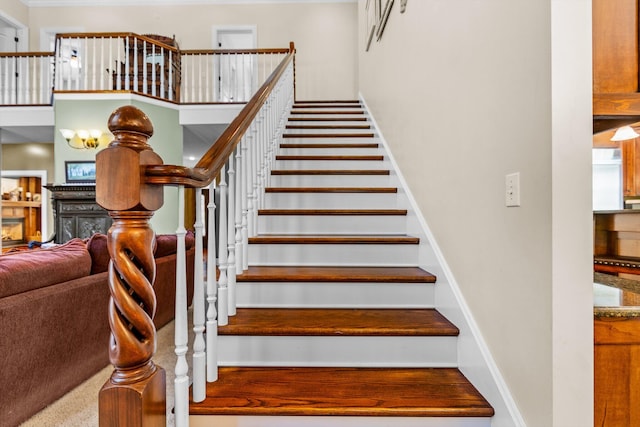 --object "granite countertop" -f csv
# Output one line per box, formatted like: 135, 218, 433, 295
594, 272, 640, 318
